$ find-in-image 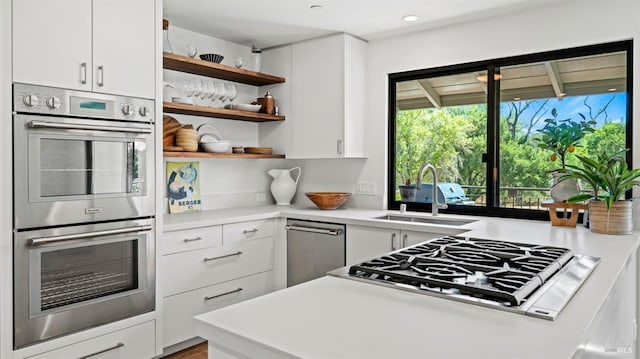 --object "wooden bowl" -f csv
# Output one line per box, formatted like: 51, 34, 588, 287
305, 192, 351, 210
